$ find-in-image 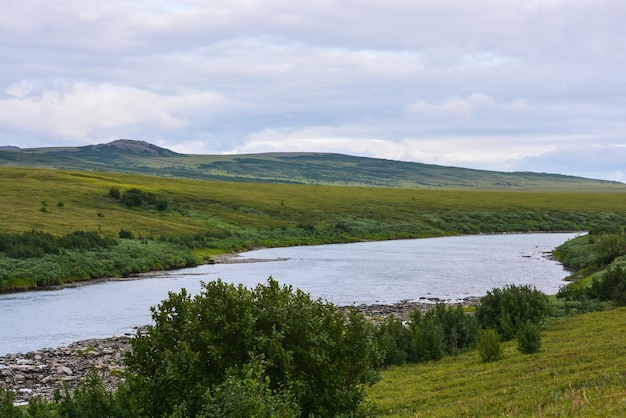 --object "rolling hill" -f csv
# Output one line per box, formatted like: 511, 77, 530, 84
0, 139, 622, 190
